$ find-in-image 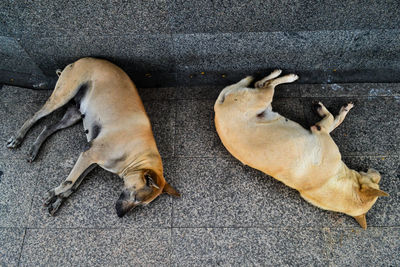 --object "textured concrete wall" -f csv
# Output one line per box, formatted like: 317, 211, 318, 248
1, 0, 400, 88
